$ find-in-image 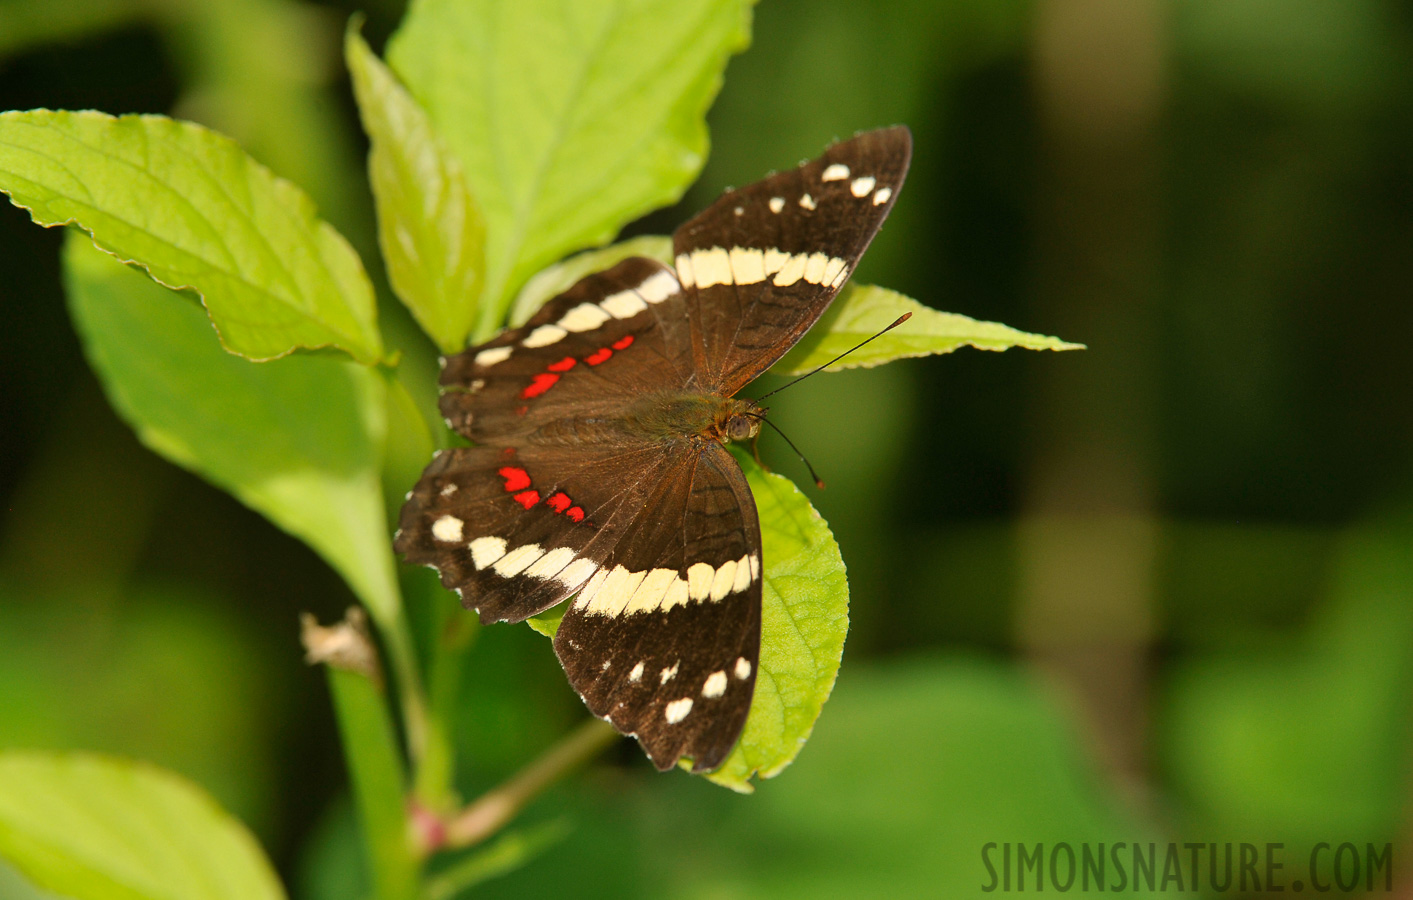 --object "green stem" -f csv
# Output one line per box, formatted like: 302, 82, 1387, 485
413, 587, 476, 806
359, 575, 434, 772
426, 819, 571, 899
325, 662, 420, 900
441, 718, 620, 849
